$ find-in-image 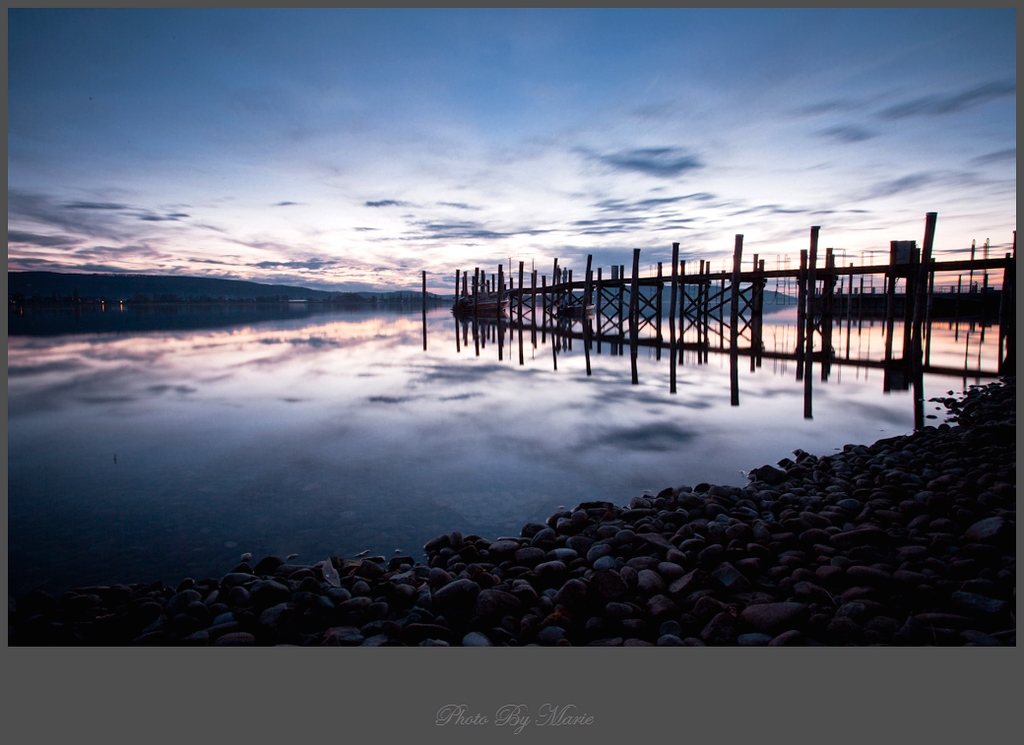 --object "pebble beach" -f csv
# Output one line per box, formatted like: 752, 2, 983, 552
9, 378, 1015, 647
